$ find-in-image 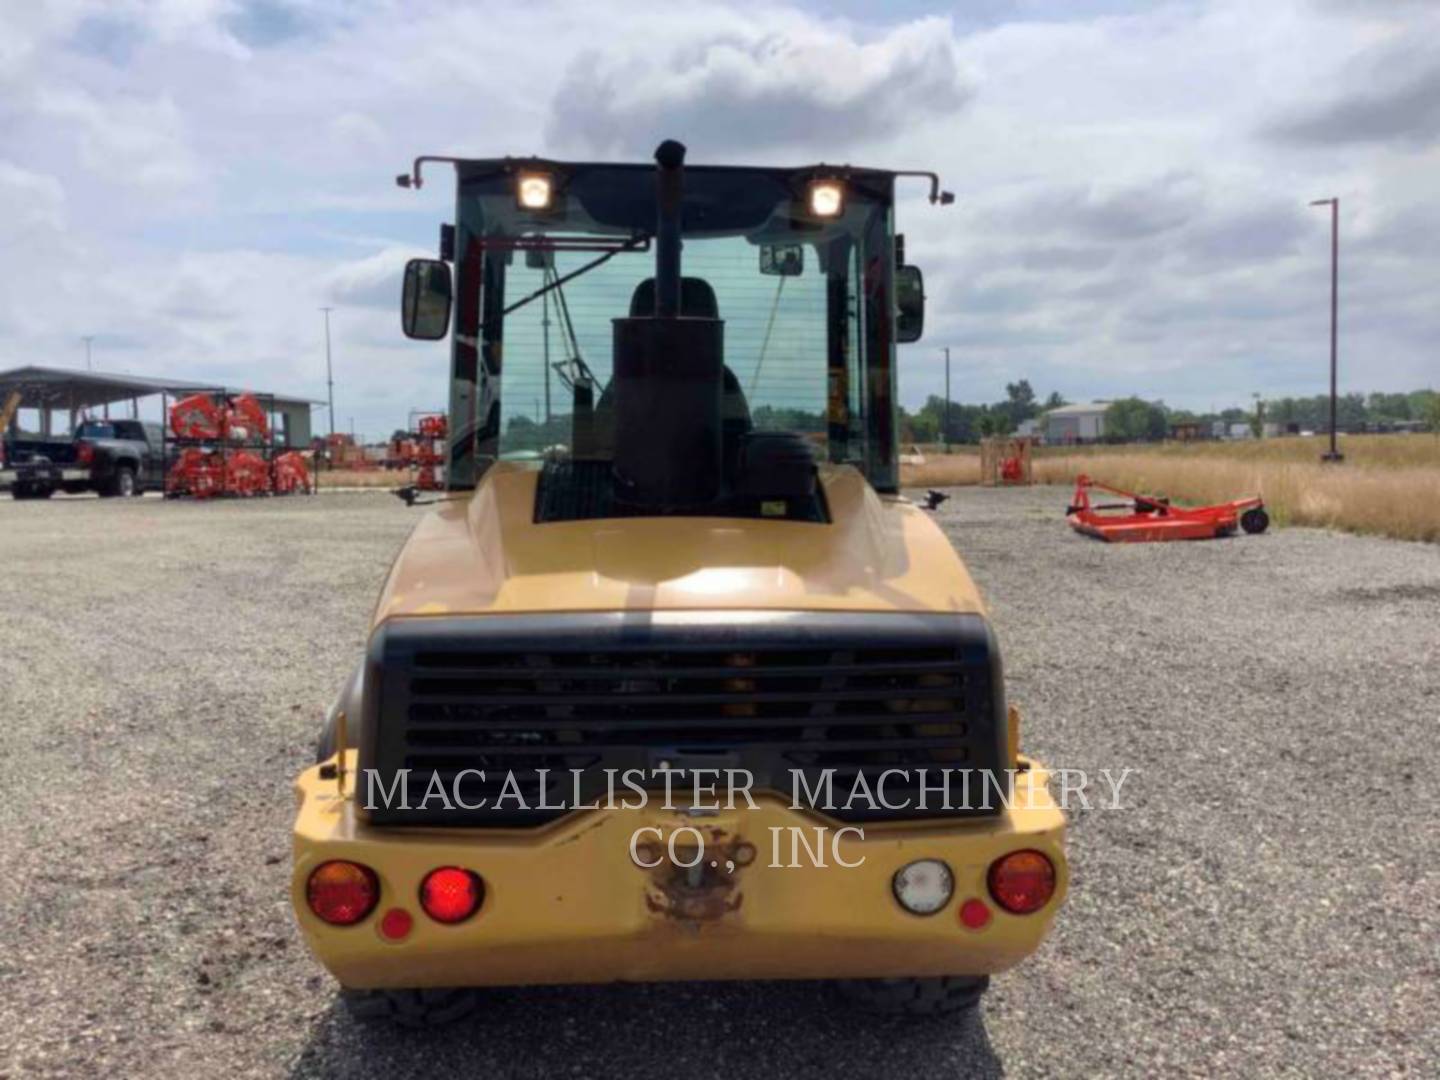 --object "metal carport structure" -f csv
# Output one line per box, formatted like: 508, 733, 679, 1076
0, 366, 321, 447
